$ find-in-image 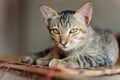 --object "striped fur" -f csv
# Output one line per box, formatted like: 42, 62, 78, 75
21, 2, 119, 68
